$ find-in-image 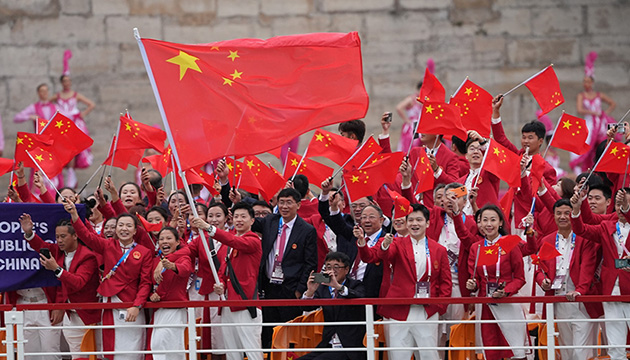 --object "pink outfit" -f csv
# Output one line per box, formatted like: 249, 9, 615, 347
569, 93, 615, 172
56, 92, 93, 168
397, 99, 422, 152
14, 101, 57, 131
